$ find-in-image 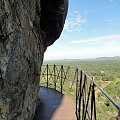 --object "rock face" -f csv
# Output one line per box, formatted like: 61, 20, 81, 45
0, 0, 68, 120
